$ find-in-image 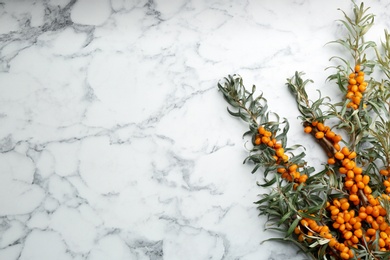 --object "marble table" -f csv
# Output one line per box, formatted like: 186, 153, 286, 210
1, 0, 389, 259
